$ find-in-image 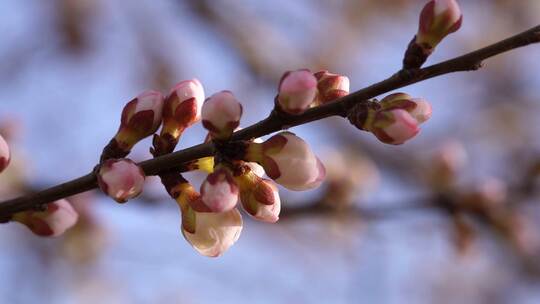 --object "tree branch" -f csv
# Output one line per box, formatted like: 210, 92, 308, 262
0, 25, 538, 219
